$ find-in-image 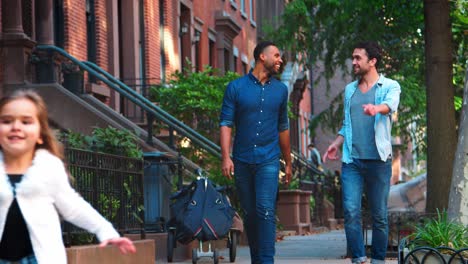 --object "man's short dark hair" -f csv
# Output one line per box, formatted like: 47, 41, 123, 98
253, 41, 276, 62
354, 41, 382, 68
